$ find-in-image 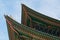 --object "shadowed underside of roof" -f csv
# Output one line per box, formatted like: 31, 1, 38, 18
21, 4, 60, 37
21, 4, 60, 27
5, 15, 60, 40
5, 4, 60, 40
